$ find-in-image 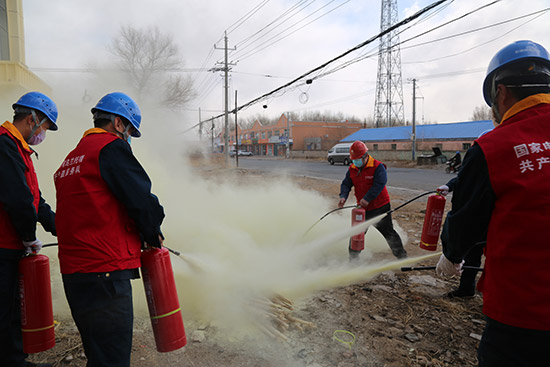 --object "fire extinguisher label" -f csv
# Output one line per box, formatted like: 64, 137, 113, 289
142, 269, 158, 320
427, 209, 444, 236
19, 277, 26, 325
354, 214, 364, 221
